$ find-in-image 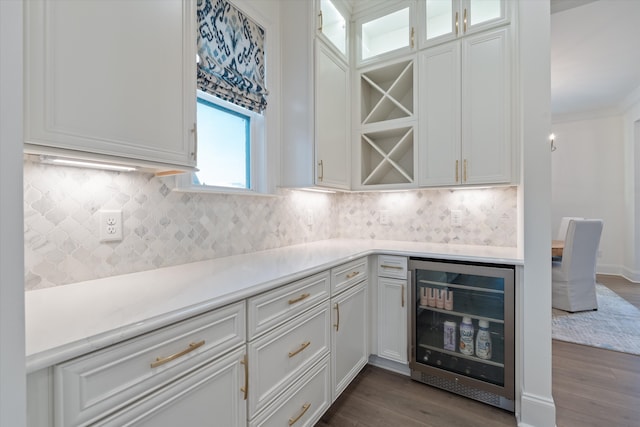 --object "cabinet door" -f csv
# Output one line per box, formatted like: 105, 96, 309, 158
357, 2, 415, 65
419, 41, 461, 186
461, 27, 510, 185
24, 0, 196, 168
98, 348, 246, 427
422, 0, 508, 48
377, 277, 408, 364
315, 40, 350, 189
331, 282, 368, 401
317, 0, 348, 59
